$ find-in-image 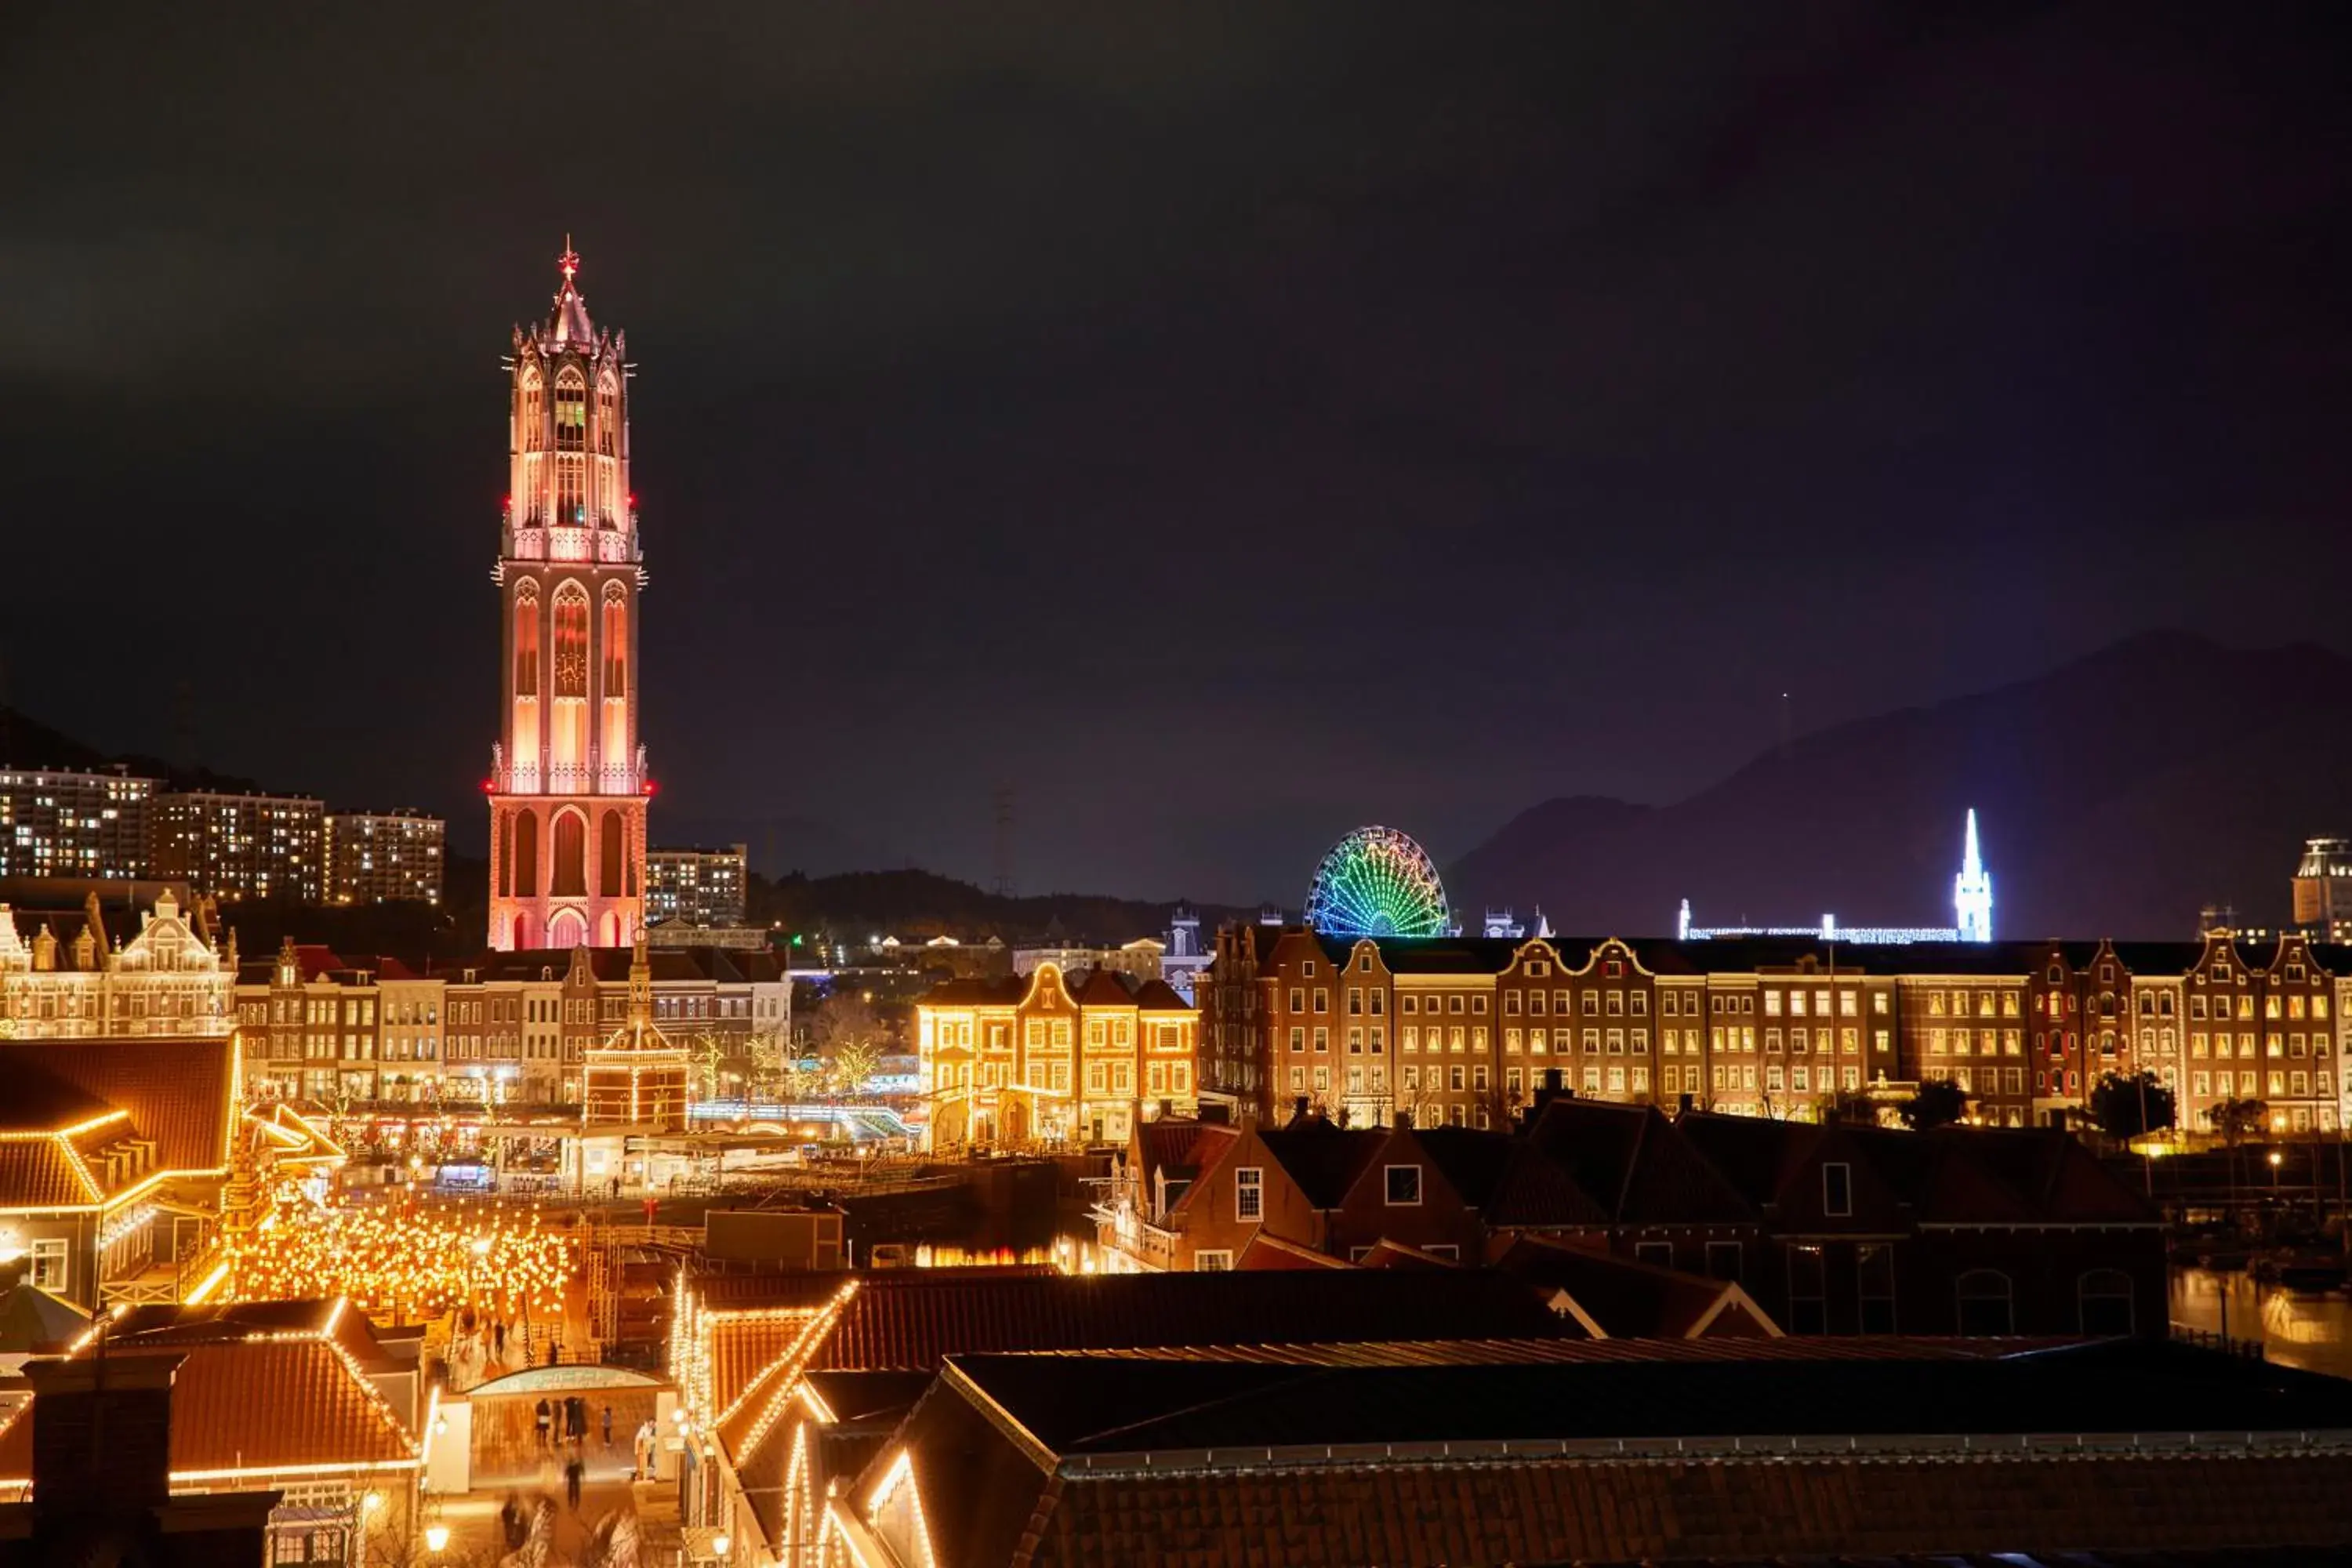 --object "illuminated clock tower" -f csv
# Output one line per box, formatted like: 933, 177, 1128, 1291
486, 242, 649, 951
